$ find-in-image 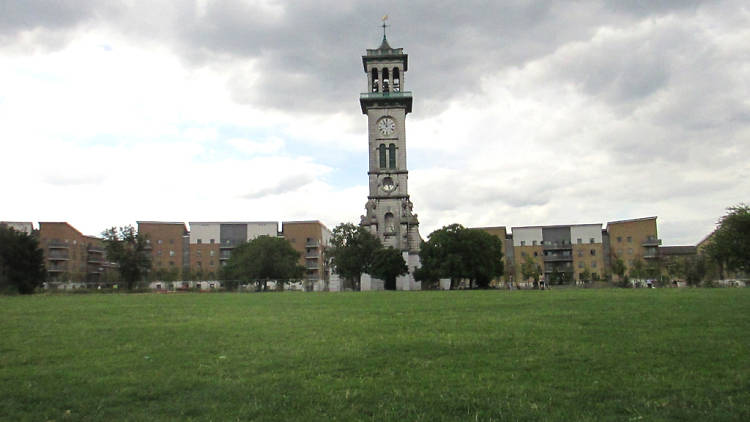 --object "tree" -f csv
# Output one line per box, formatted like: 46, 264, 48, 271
414, 224, 504, 289
611, 257, 626, 283
222, 236, 303, 291
370, 247, 408, 290
706, 204, 750, 277
326, 223, 382, 291
0, 226, 46, 294
629, 258, 645, 282
579, 266, 591, 284
520, 255, 540, 284
102, 226, 151, 290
